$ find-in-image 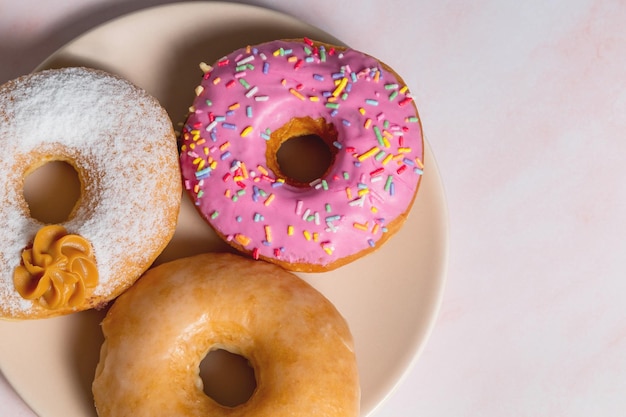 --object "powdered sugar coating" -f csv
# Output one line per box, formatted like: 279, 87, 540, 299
0, 67, 181, 318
